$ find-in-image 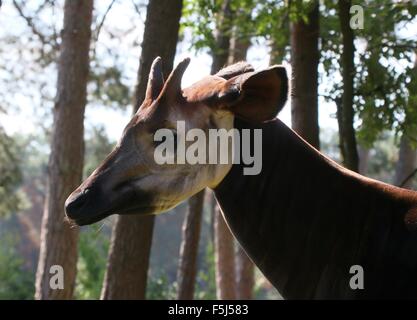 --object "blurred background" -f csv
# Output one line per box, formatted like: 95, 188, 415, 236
0, 0, 416, 300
